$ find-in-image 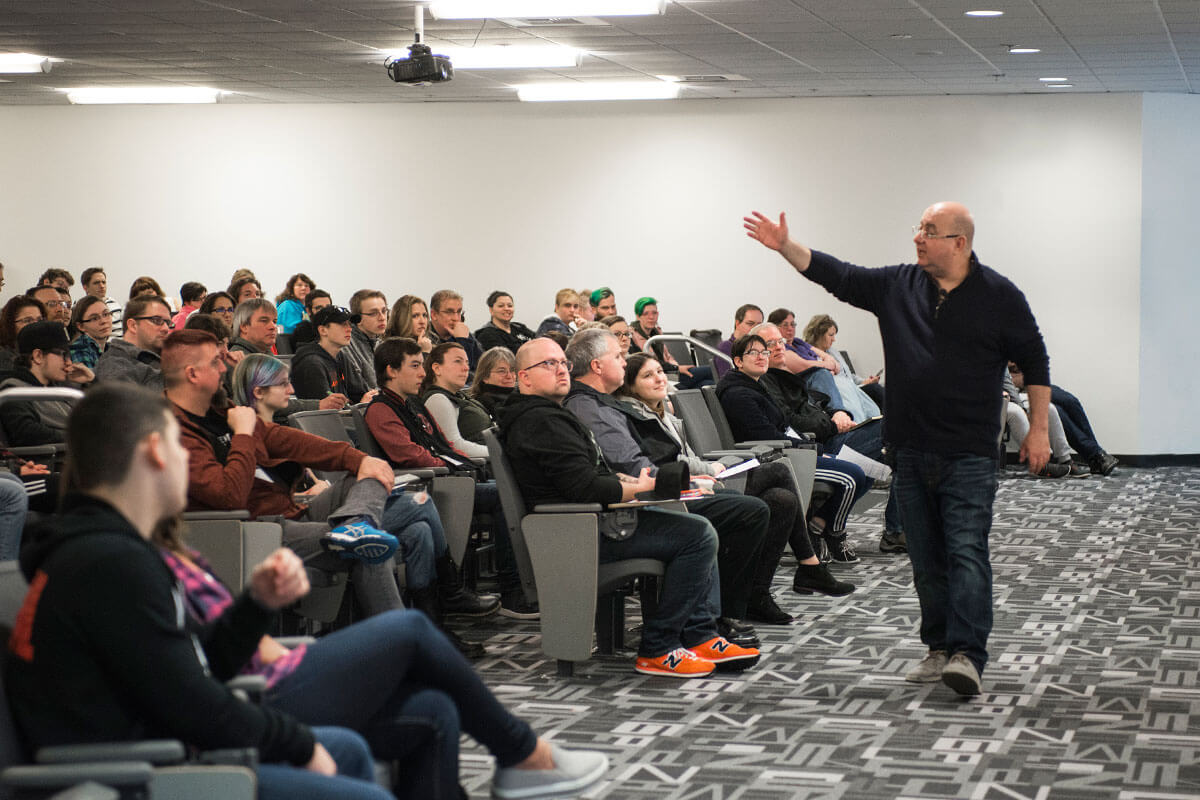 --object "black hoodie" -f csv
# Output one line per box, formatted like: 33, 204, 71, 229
5, 495, 315, 765
289, 342, 349, 401
495, 391, 623, 510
